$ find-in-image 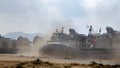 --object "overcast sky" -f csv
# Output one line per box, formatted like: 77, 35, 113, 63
0, 0, 120, 35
